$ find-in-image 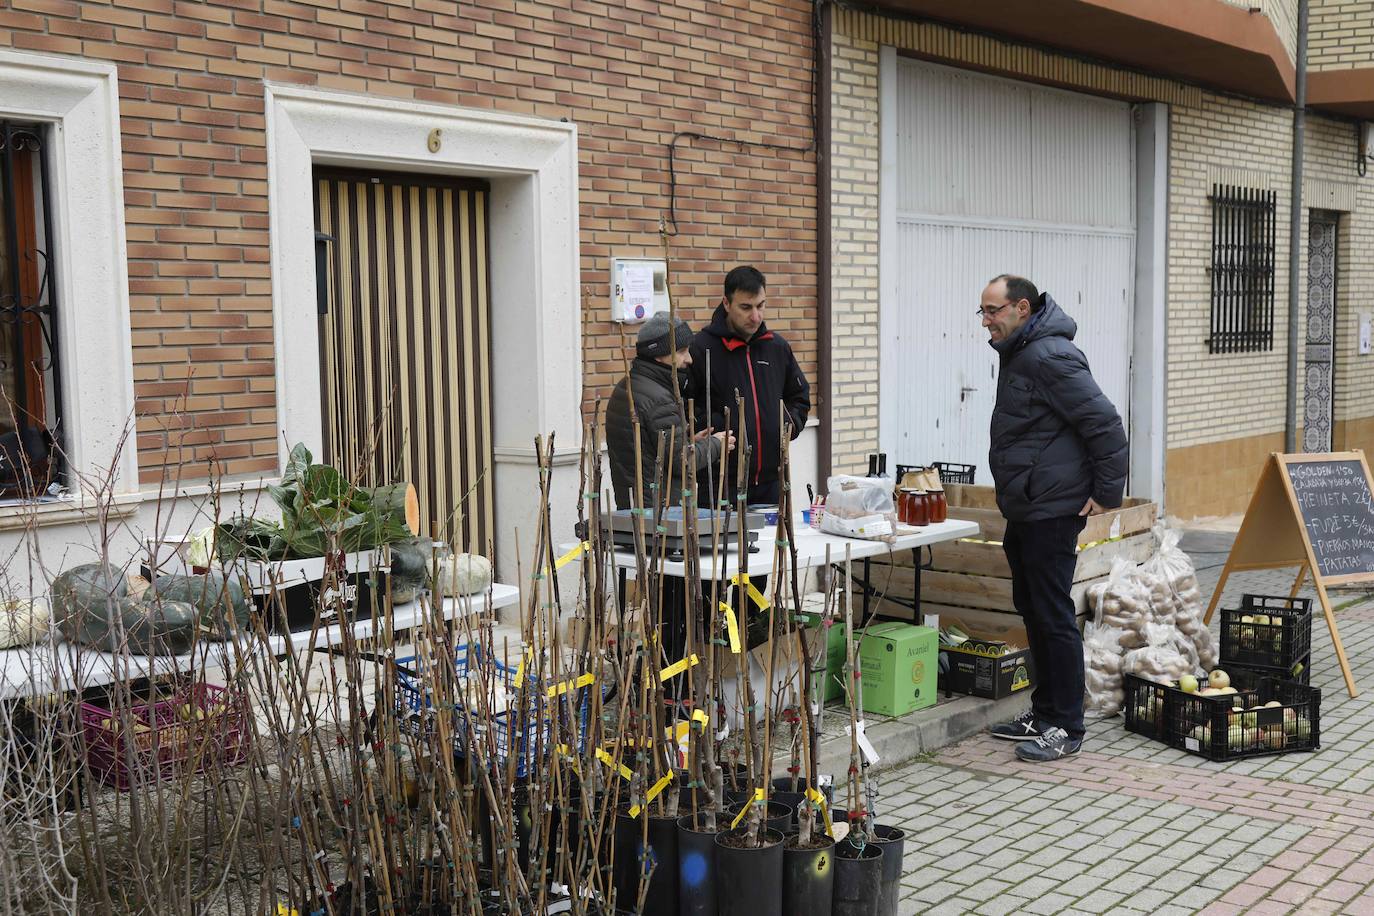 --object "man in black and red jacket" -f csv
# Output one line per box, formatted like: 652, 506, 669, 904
688, 265, 811, 507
